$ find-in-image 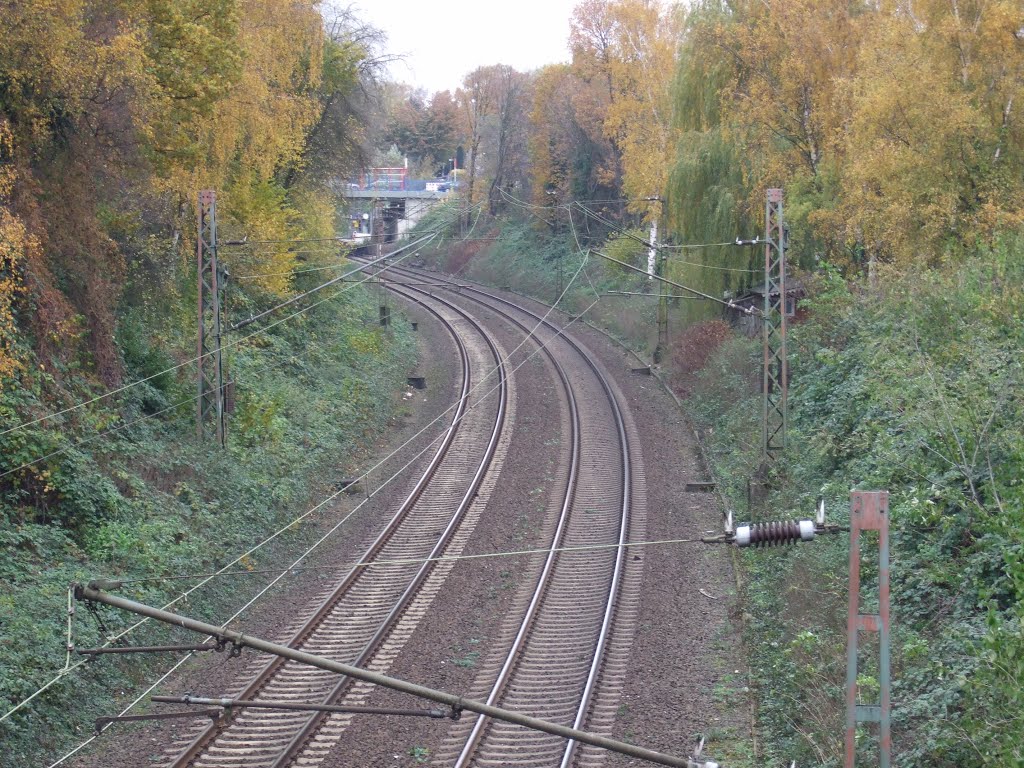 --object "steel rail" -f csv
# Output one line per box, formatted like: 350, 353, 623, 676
372, 267, 587, 766
376, 261, 635, 768
168, 289, 502, 767
449, 281, 633, 768
267, 287, 508, 766
443, 288, 585, 767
